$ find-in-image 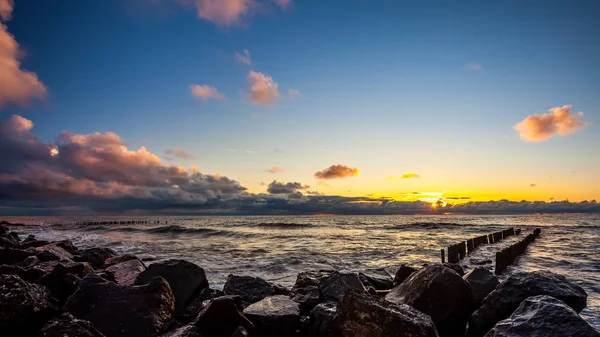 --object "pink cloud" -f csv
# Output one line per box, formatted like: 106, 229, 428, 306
314, 164, 360, 180
288, 88, 301, 99
513, 105, 591, 142
190, 84, 225, 100
235, 49, 252, 65
184, 0, 292, 26
267, 166, 283, 173
165, 148, 196, 159
247, 70, 280, 106
0, 0, 13, 21
466, 62, 483, 70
